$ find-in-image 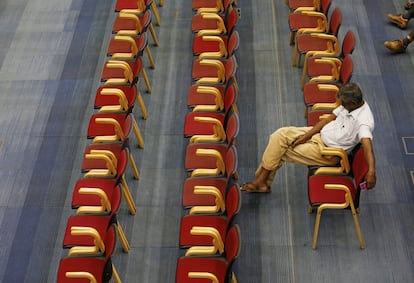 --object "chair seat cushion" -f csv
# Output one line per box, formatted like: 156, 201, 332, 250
308, 175, 356, 206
